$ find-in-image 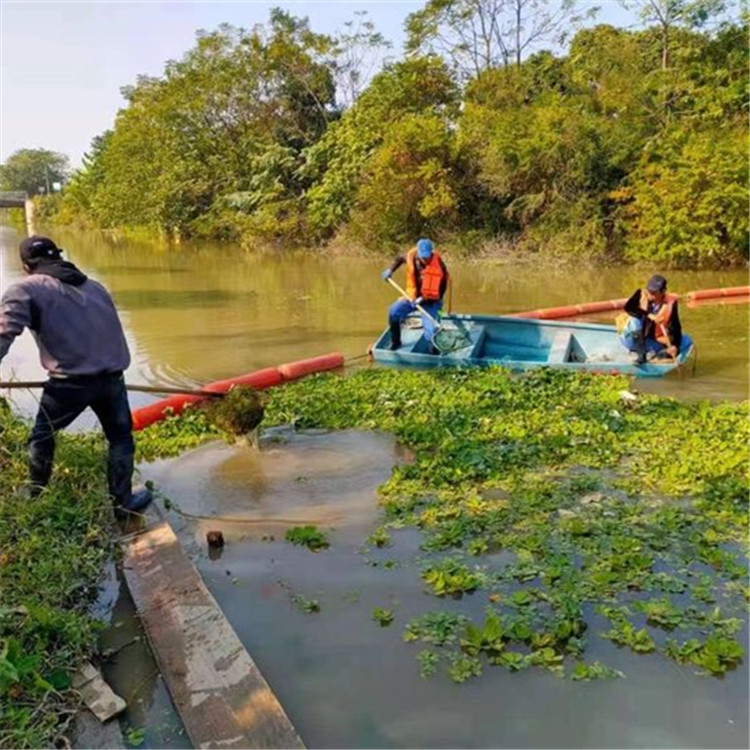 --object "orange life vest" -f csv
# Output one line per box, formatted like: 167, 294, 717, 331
640, 290, 677, 343
405, 248, 446, 301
